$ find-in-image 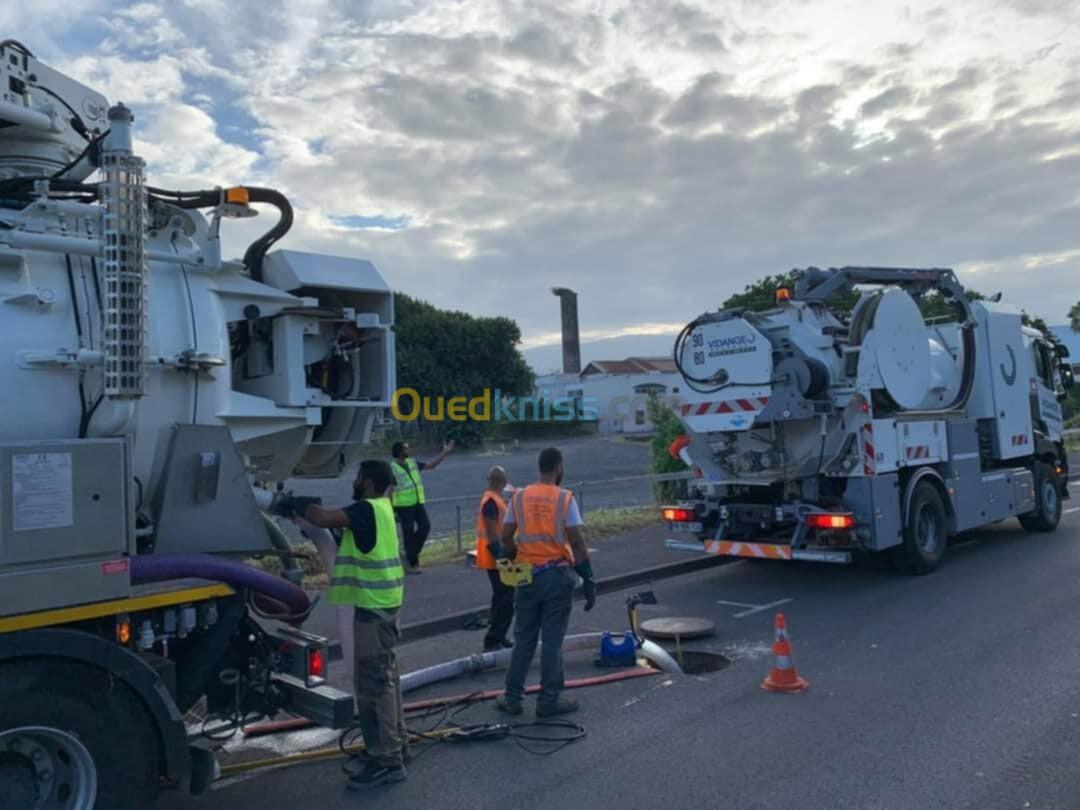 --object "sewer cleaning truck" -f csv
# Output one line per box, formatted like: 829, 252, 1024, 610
662, 265, 1072, 573
0, 40, 396, 808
